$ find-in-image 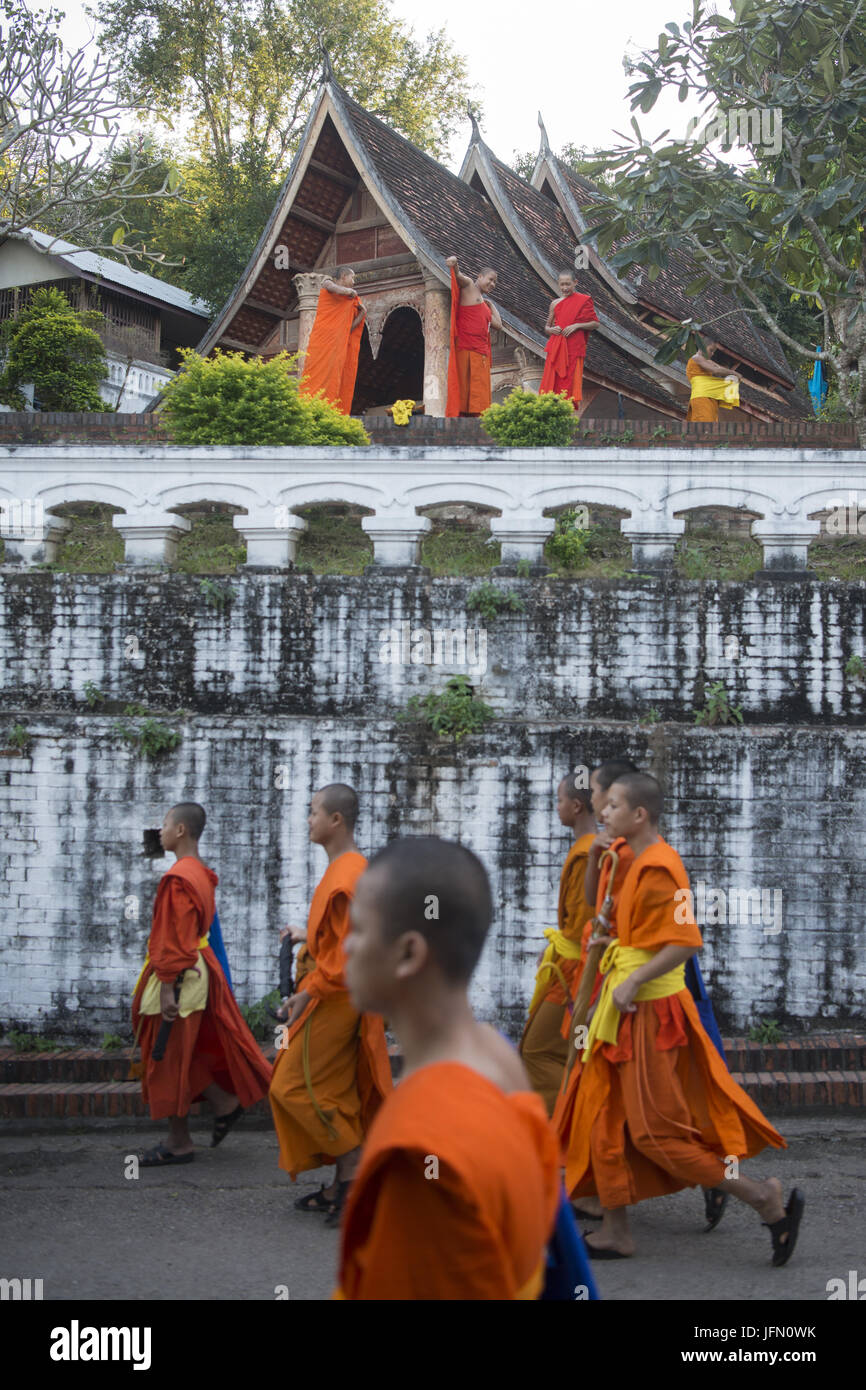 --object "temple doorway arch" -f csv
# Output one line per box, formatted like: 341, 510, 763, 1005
351, 305, 424, 414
